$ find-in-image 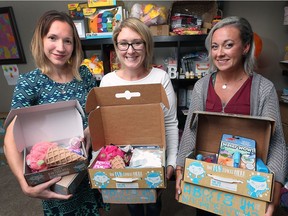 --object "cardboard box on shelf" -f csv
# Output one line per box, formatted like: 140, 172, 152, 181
149, 25, 170, 36
84, 6, 123, 39
85, 84, 168, 202
4, 100, 88, 187
178, 111, 275, 216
